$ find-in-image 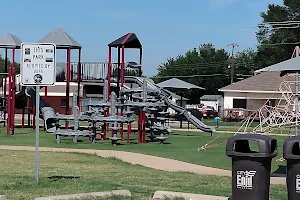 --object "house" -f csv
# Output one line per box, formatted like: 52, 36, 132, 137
218, 71, 287, 119
200, 95, 224, 112
39, 82, 83, 113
